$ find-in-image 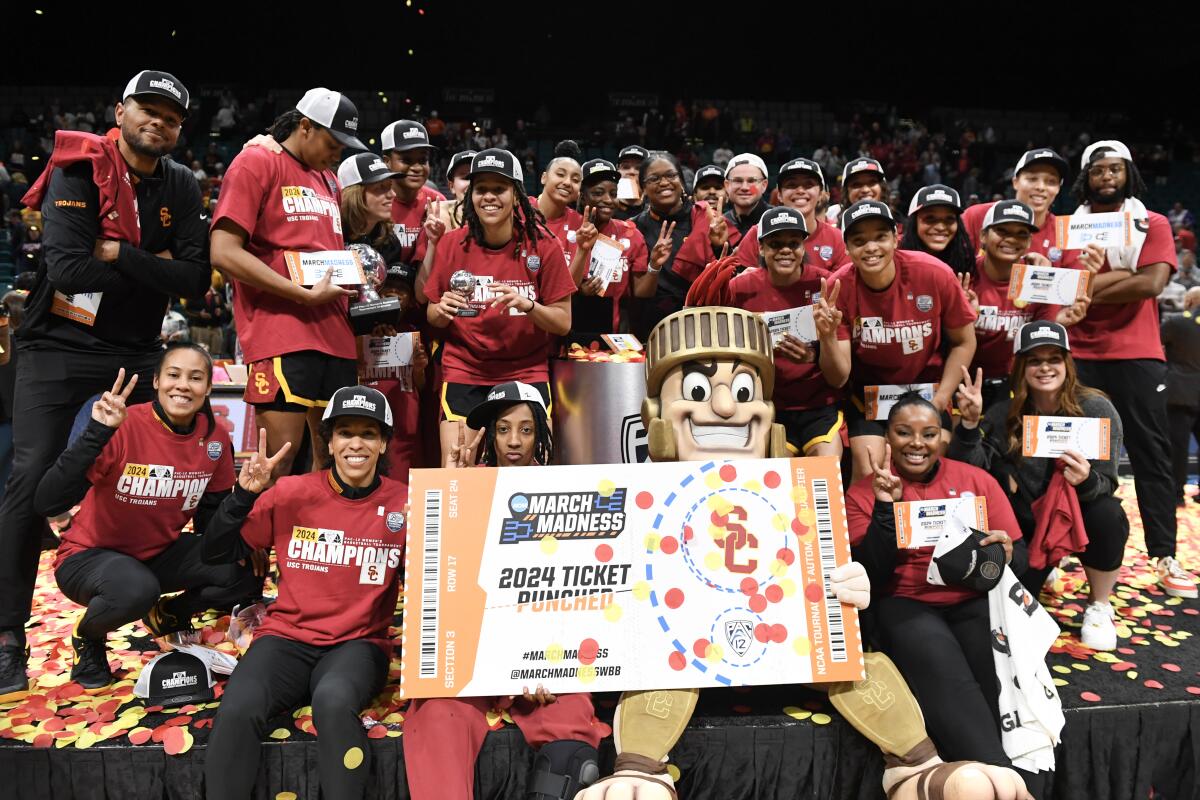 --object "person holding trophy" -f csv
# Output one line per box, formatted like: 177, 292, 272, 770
425, 148, 575, 465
